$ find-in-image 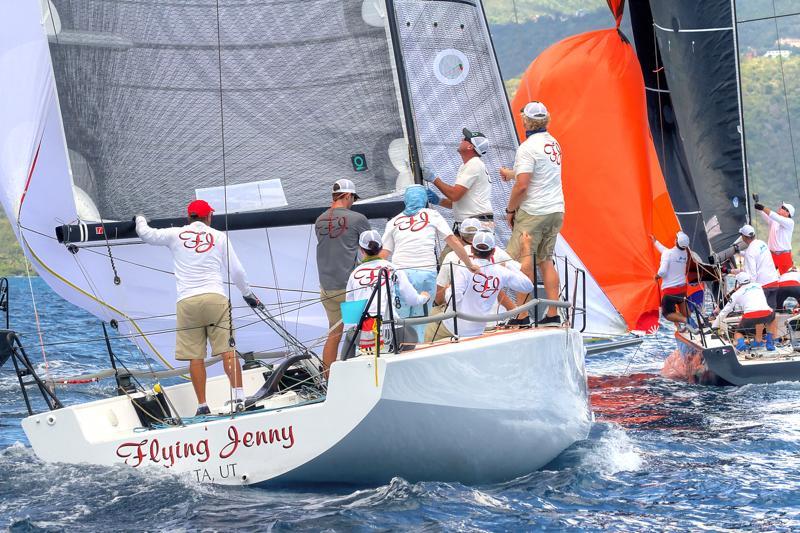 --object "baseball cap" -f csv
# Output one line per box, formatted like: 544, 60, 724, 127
333, 179, 360, 200
735, 271, 751, 285
738, 224, 755, 238
676, 231, 690, 248
358, 229, 382, 249
782, 202, 795, 217
462, 128, 489, 156
472, 231, 496, 251
187, 199, 214, 217
522, 101, 549, 120
460, 217, 482, 235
